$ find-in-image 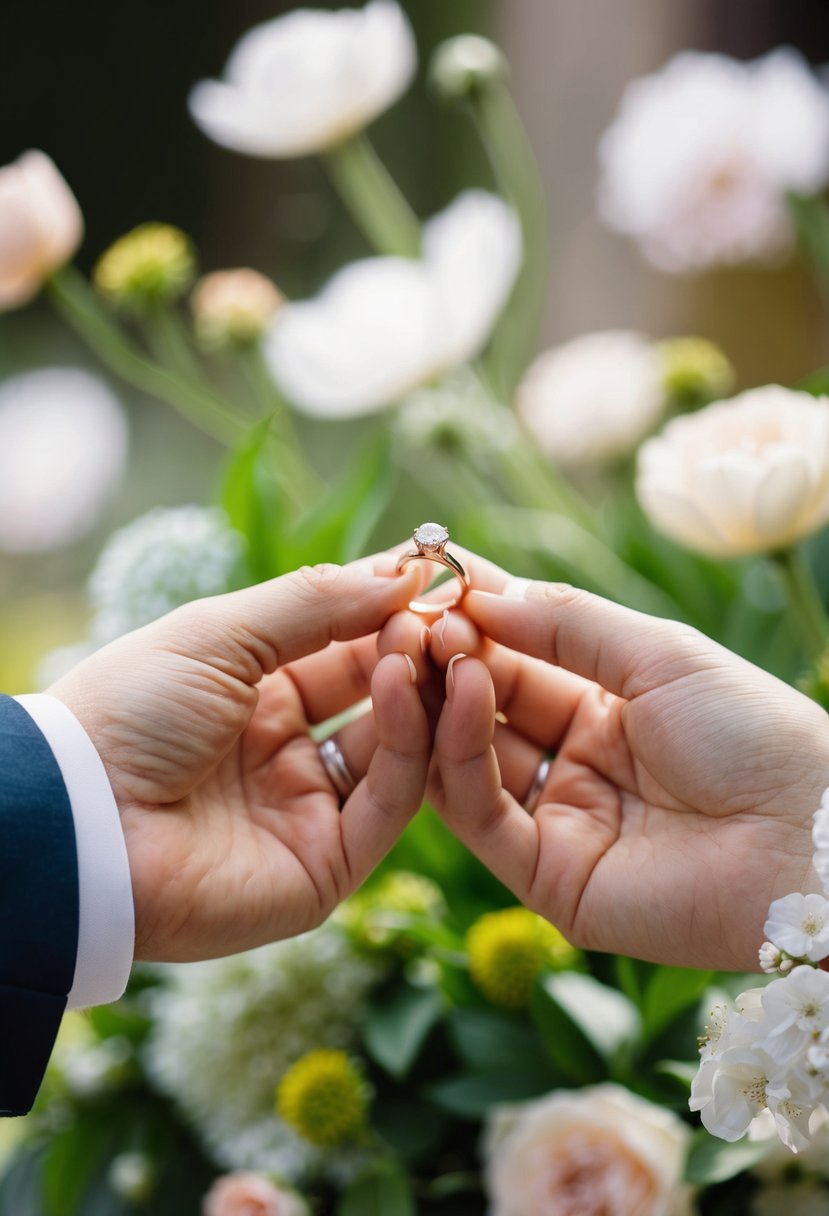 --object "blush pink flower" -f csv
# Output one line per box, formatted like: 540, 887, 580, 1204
202, 1172, 308, 1216
0, 150, 83, 310
484, 1084, 692, 1216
